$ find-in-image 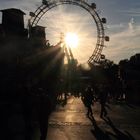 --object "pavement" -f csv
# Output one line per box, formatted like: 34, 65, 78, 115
33, 96, 140, 140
